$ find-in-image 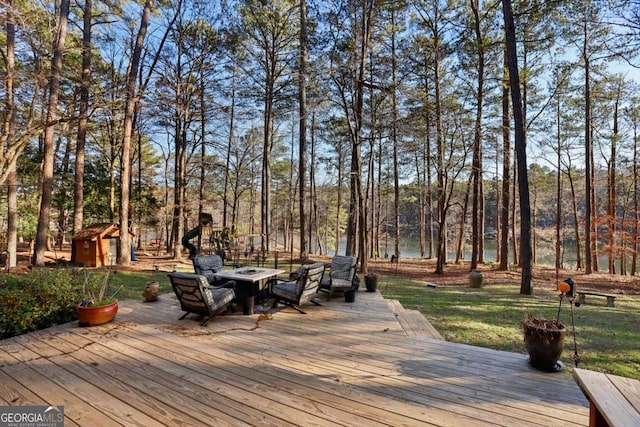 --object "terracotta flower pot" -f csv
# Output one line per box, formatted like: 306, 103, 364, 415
142, 281, 160, 302
76, 300, 118, 327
